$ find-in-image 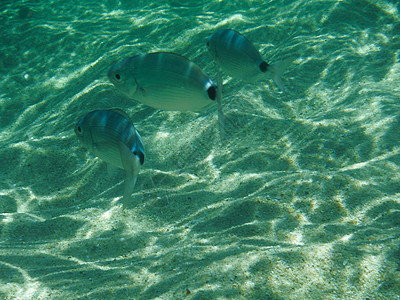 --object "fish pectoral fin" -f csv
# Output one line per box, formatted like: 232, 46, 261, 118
92, 142, 114, 157
119, 143, 142, 201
